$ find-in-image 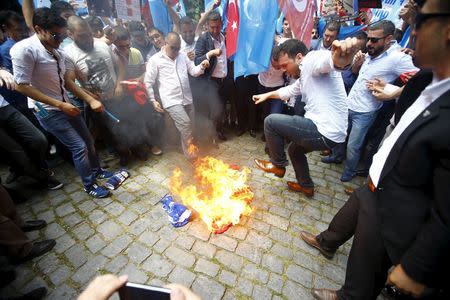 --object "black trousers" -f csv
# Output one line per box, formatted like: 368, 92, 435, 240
317, 186, 392, 300
235, 75, 260, 131
0, 105, 49, 182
